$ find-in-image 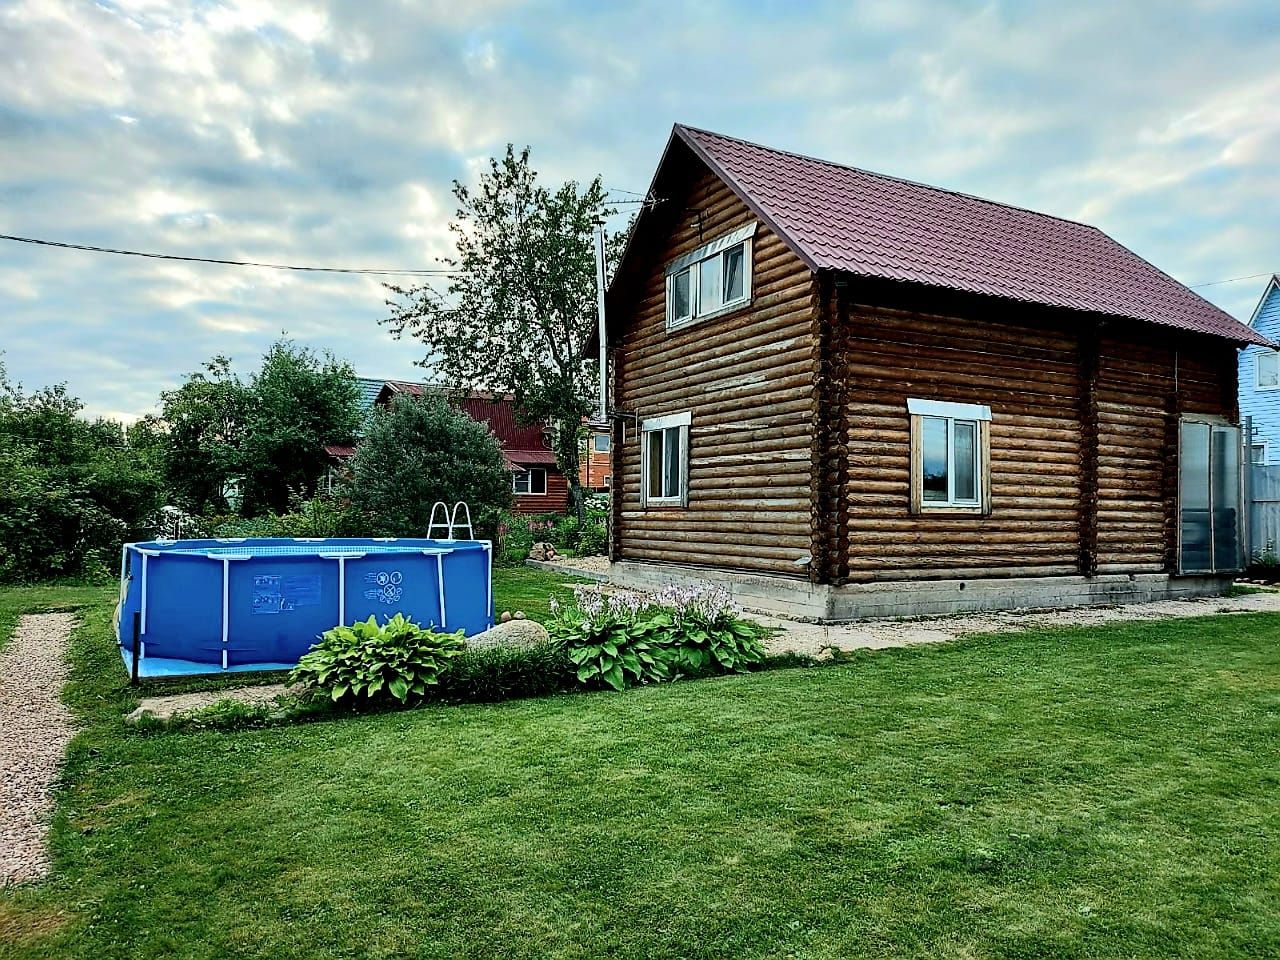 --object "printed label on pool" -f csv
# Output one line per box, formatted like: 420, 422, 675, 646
363, 570, 404, 605
252, 574, 322, 614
